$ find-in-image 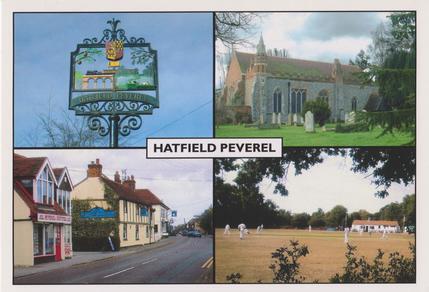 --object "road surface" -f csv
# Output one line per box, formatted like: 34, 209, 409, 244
14, 236, 213, 284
